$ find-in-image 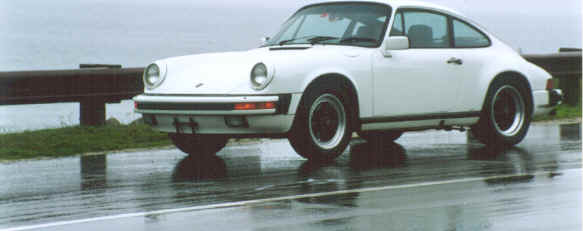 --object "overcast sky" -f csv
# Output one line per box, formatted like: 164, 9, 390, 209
123, 0, 582, 13
56, 0, 581, 14
170, 0, 583, 51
